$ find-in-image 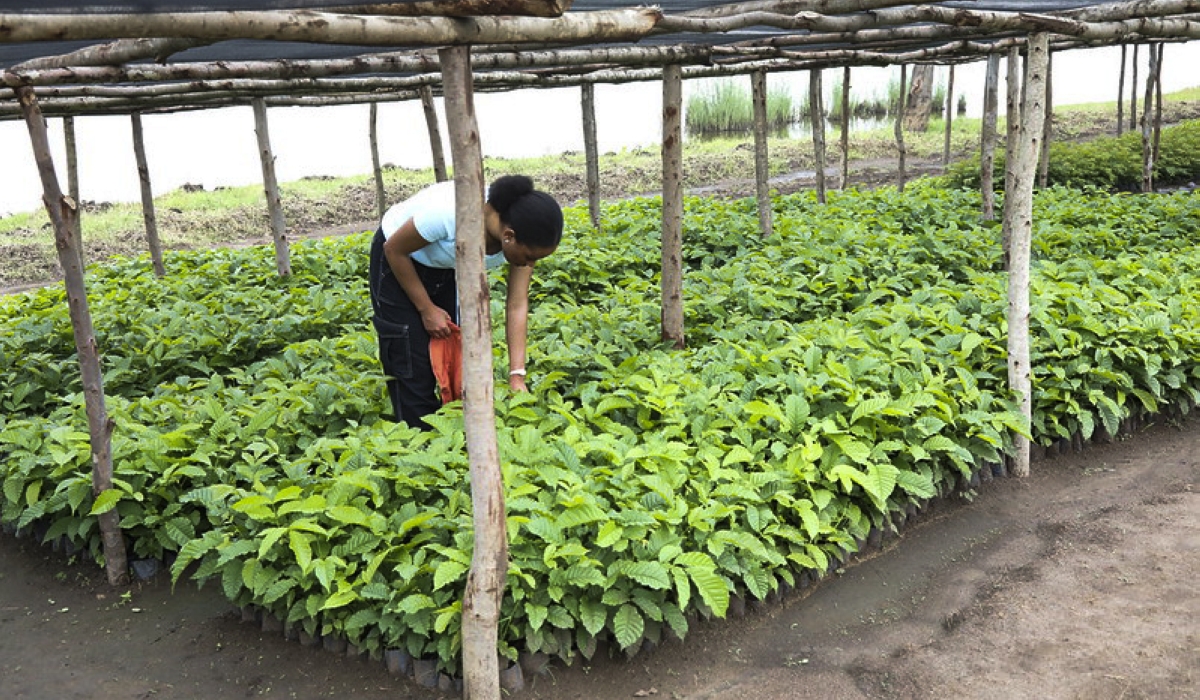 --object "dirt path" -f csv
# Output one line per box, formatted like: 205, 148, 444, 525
3, 416, 1197, 700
